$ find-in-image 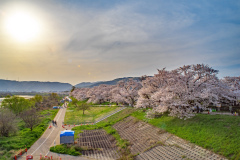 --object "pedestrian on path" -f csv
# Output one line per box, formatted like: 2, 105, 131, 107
52, 120, 54, 126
